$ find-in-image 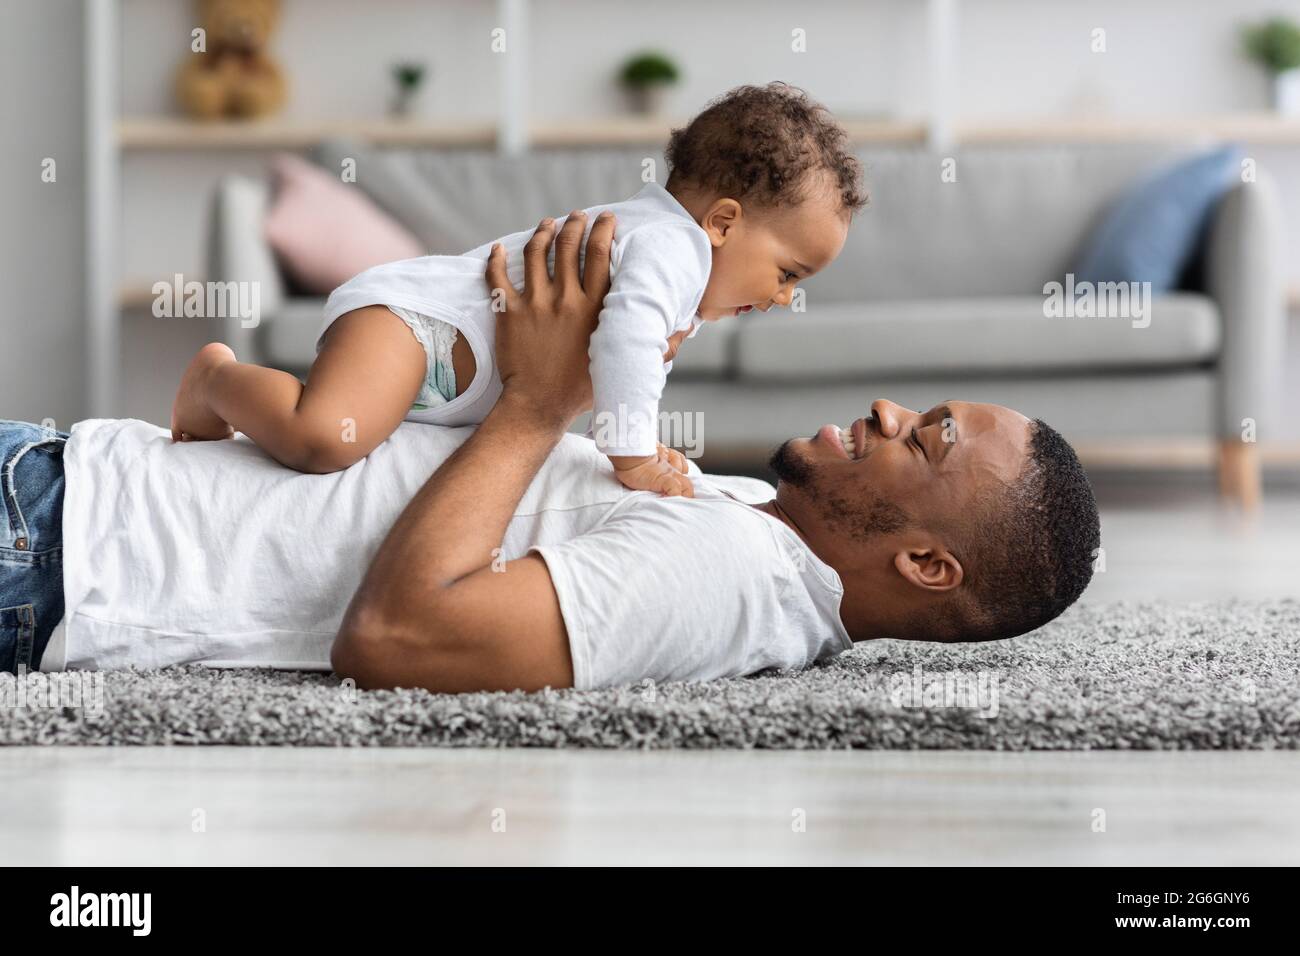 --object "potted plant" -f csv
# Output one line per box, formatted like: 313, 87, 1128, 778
389, 61, 428, 118
1243, 17, 1300, 115
619, 52, 680, 116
